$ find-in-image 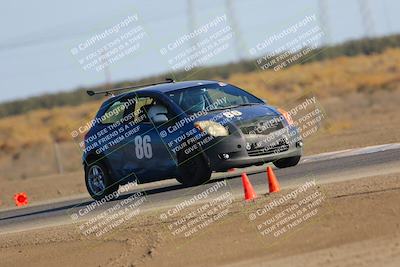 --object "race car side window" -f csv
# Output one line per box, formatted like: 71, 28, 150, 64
134, 97, 154, 124
134, 96, 173, 124
101, 101, 127, 124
